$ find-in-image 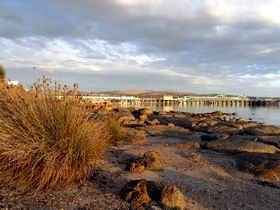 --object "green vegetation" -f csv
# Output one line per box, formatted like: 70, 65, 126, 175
0, 65, 5, 80
0, 78, 110, 194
